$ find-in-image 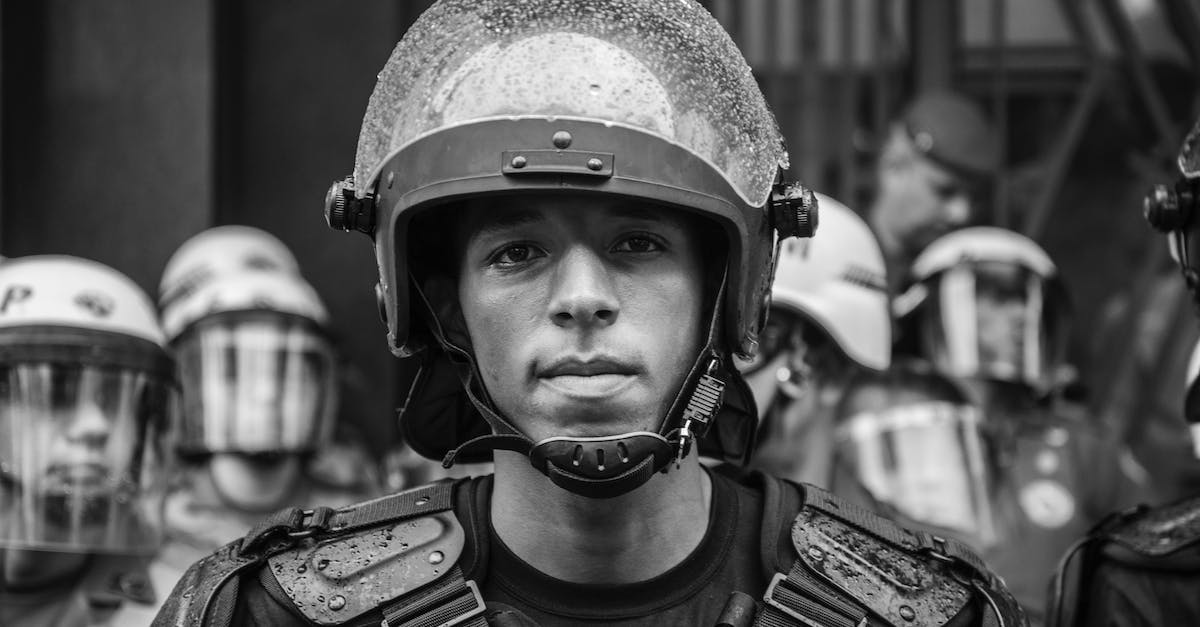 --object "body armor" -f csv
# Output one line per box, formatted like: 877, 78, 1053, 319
154, 476, 1025, 627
